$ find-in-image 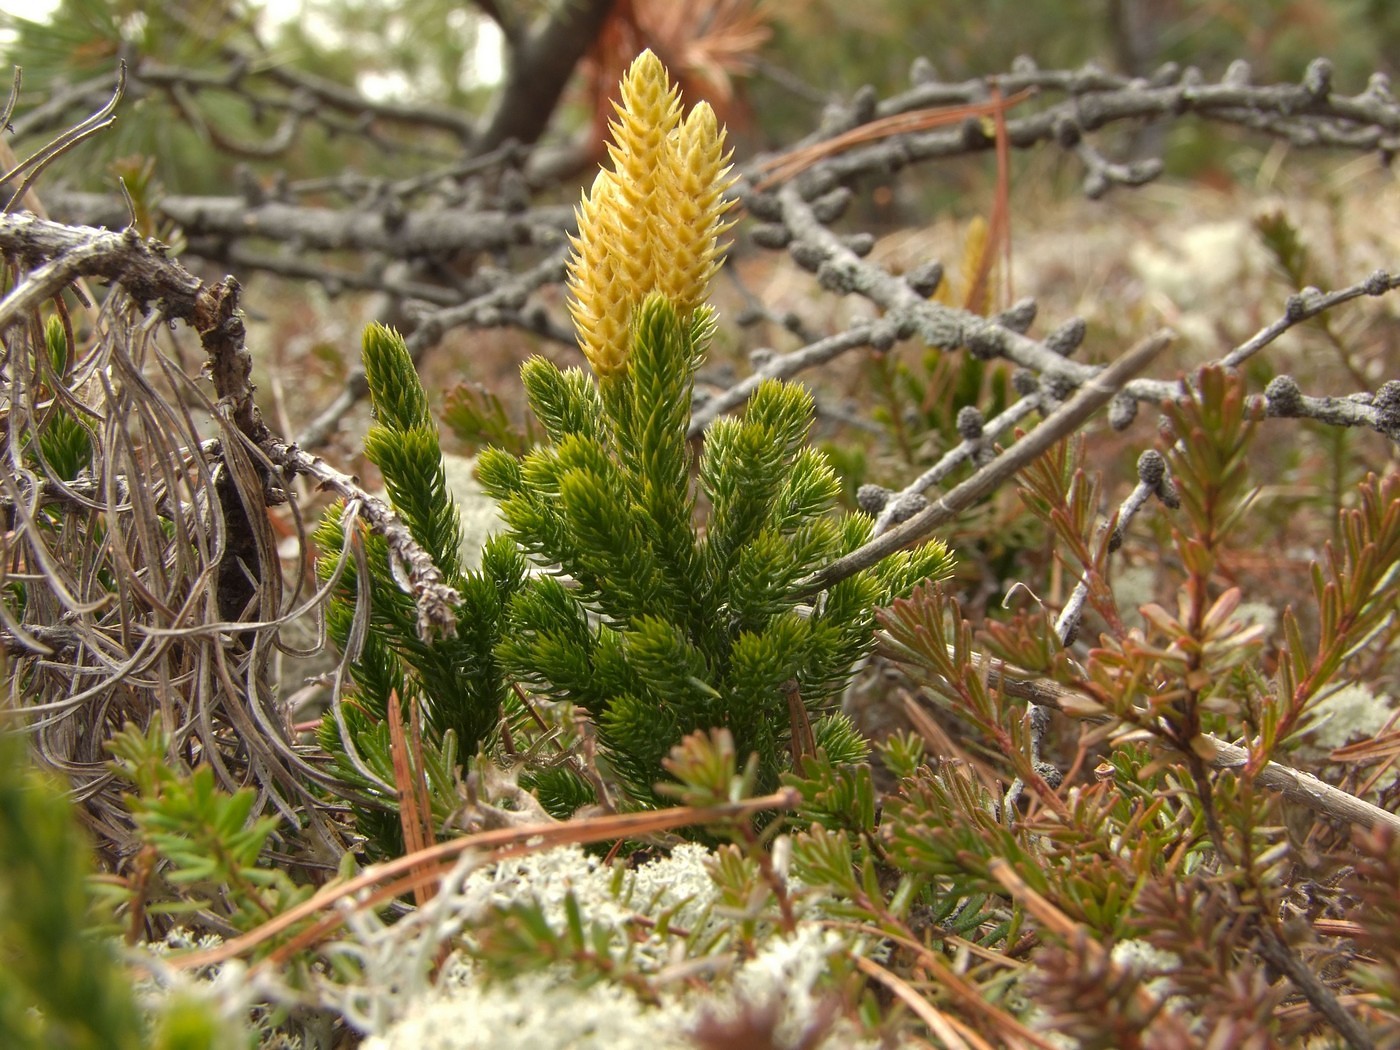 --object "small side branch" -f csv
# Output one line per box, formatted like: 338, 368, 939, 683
267, 440, 459, 639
